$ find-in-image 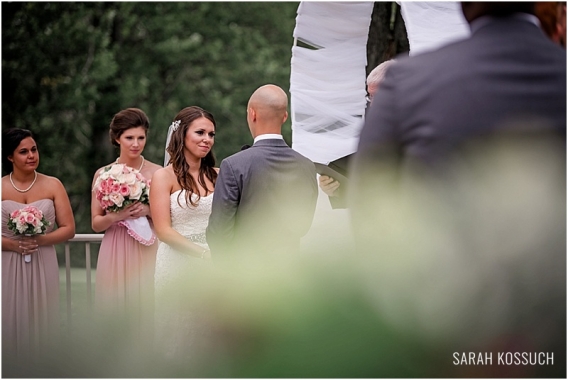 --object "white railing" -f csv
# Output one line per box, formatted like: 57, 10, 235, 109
62, 233, 103, 326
